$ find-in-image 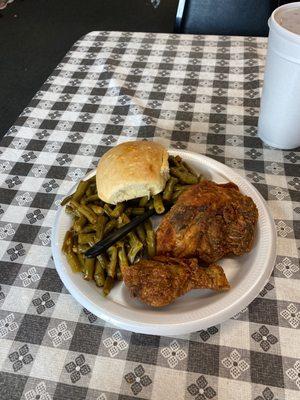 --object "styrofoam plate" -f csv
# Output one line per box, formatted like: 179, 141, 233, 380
51, 150, 276, 335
